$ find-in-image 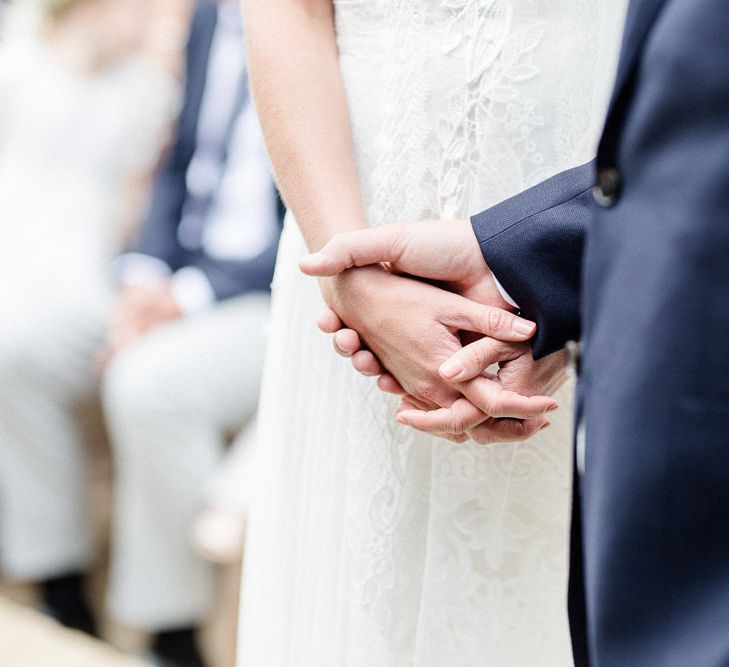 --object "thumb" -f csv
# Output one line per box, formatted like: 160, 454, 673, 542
299, 226, 406, 276
440, 296, 537, 342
